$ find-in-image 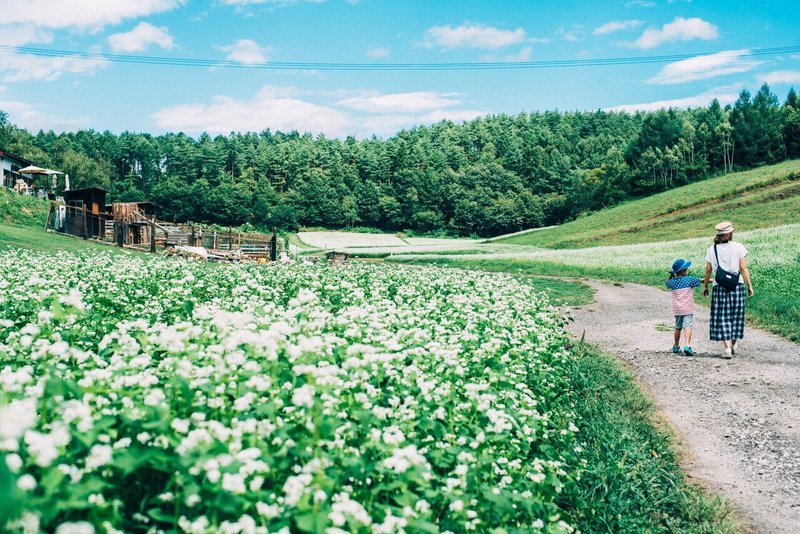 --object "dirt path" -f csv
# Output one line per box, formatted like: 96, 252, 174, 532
566, 280, 800, 533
